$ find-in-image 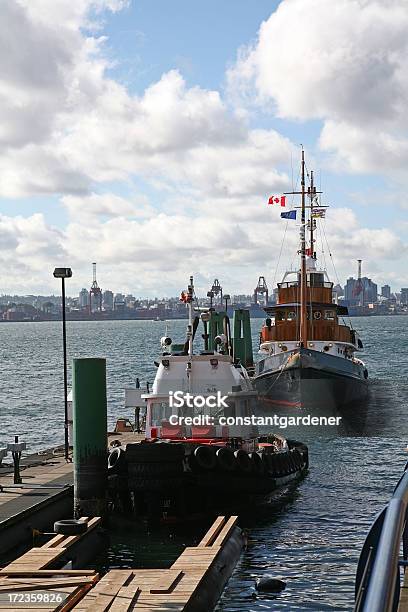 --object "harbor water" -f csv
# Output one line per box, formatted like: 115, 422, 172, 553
1, 316, 407, 610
